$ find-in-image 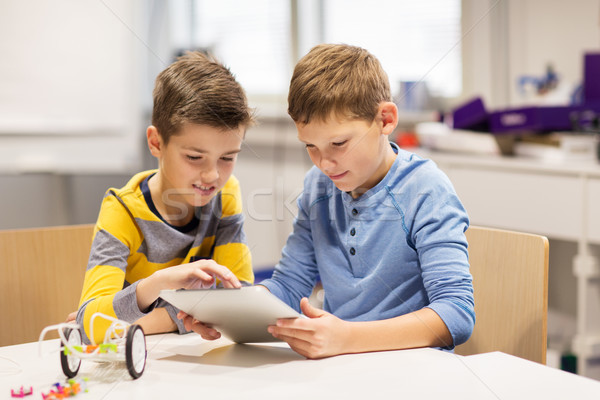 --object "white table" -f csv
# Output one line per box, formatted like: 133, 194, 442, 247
1, 334, 599, 399
415, 148, 600, 377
